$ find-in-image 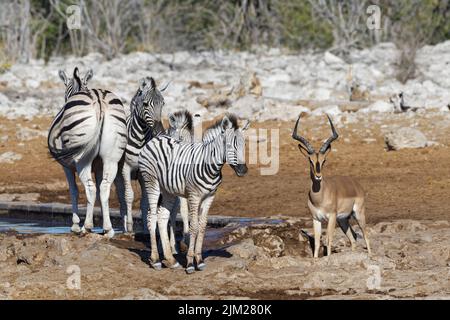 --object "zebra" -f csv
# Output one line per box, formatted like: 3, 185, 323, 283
138, 114, 250, 273
48, 67, 128, 238
116, 78, 194, 241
